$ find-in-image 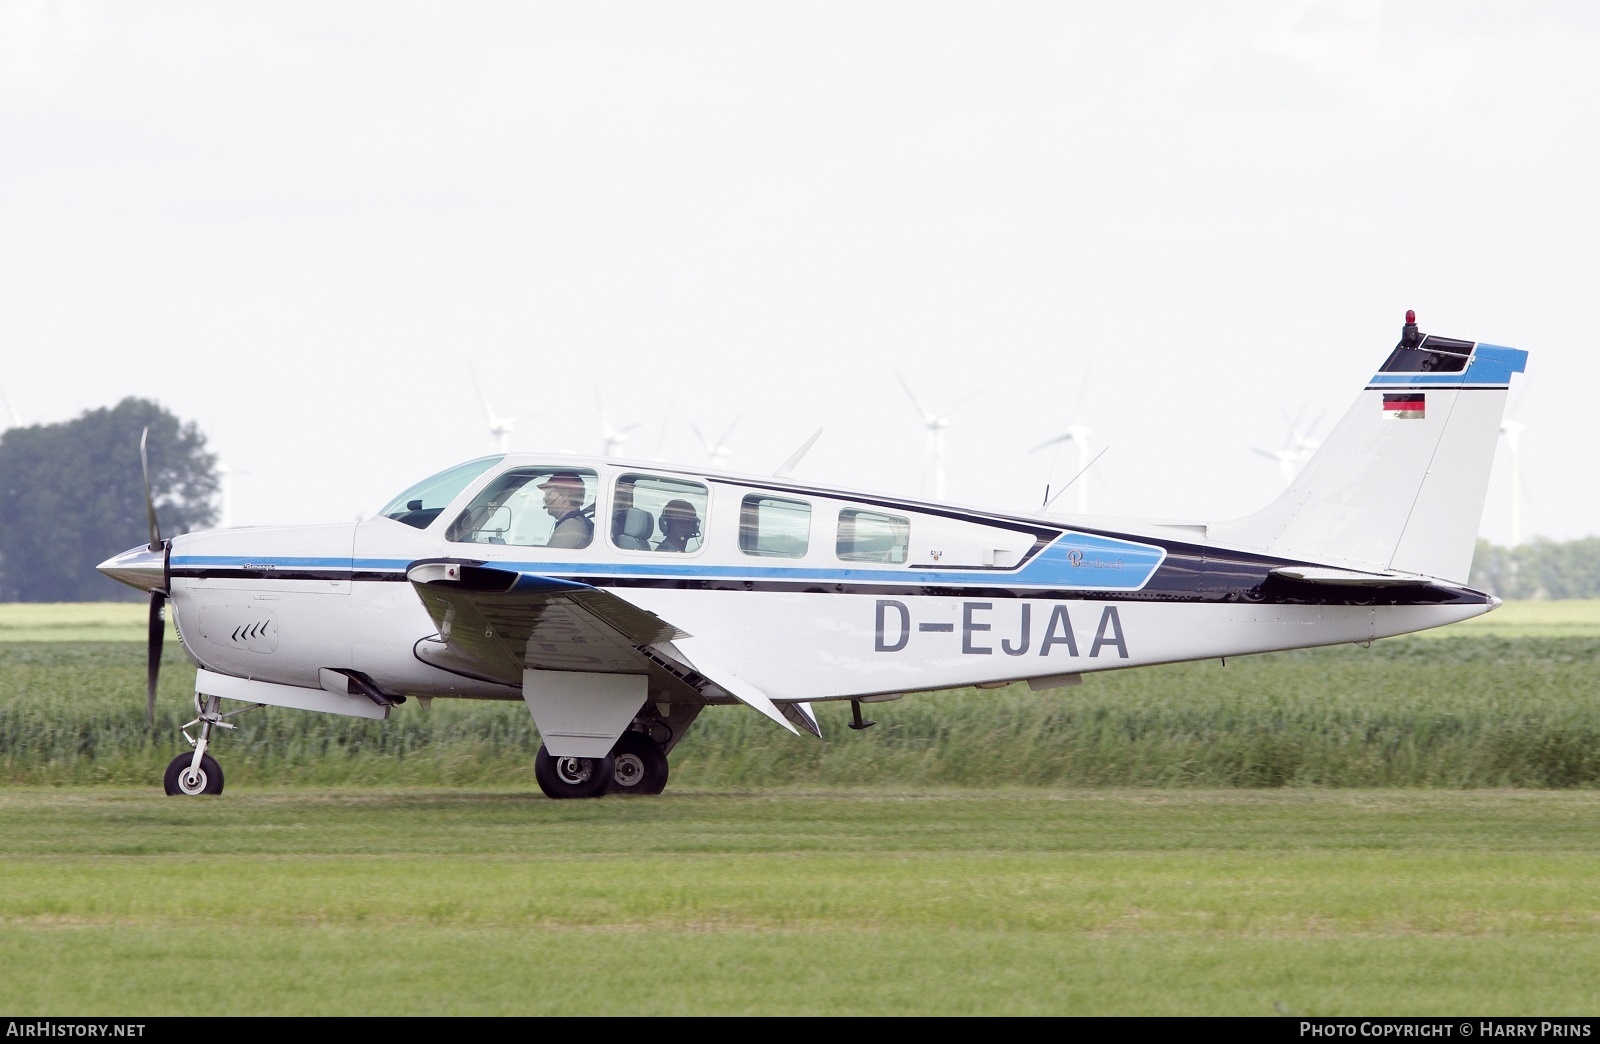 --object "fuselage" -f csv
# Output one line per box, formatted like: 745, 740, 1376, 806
110, 453, 1496, 707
